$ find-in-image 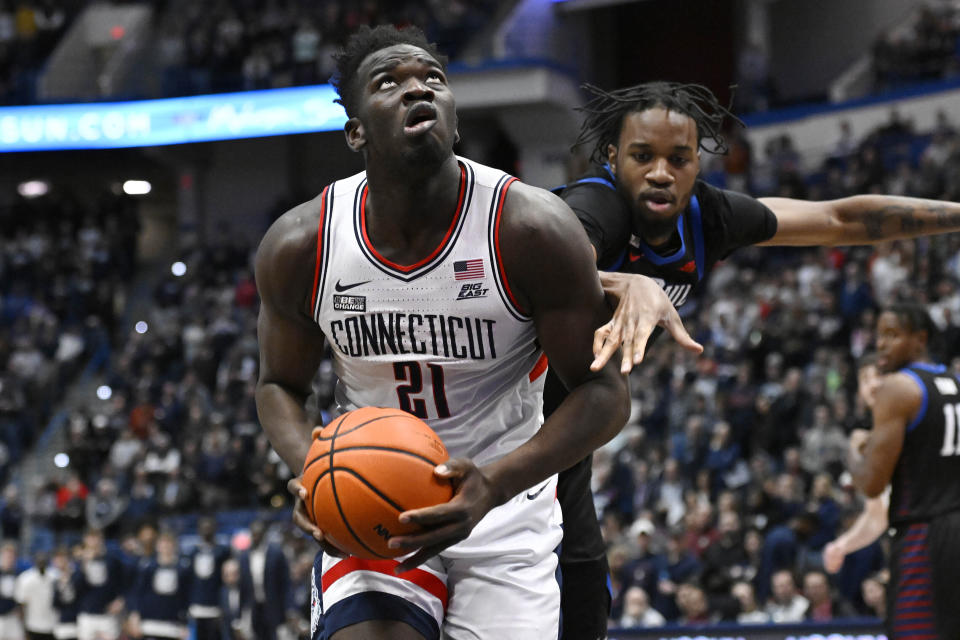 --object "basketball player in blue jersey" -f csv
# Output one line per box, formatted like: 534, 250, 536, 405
848, 304, 960, 639
549, 82, 960, 639
253, 25, 692, 640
